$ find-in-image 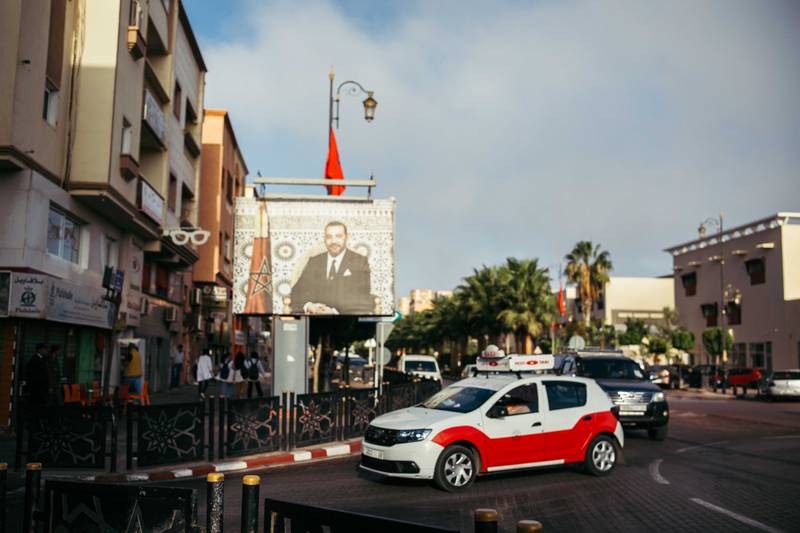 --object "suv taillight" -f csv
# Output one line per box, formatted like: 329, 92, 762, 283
611, 405, 620, 420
